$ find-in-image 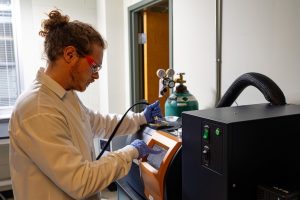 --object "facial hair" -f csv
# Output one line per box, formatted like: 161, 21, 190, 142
69, 62, 87, 92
